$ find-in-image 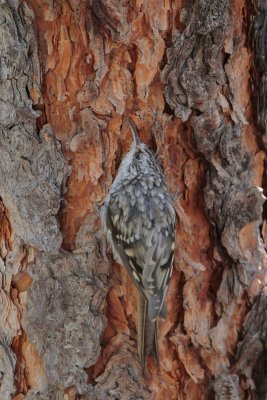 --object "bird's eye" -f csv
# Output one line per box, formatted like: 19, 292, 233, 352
135, 152, 141, 160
